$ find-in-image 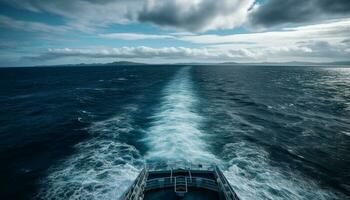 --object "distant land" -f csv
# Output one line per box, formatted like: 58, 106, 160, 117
219, 61, 350, 66
51, 61, 145, 67
3, 60, 350, 68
